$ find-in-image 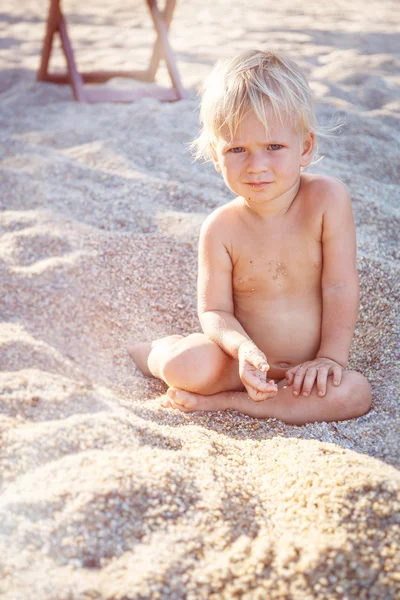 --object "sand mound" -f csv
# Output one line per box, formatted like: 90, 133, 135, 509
0, 0, 399, 598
